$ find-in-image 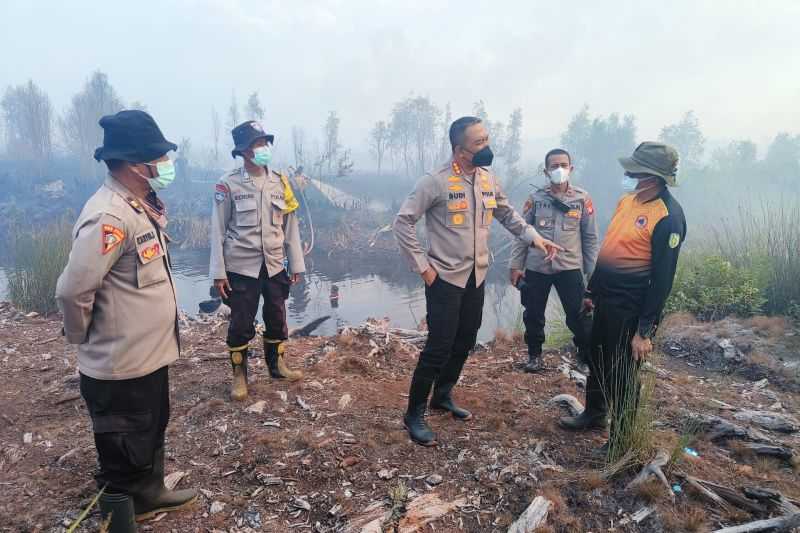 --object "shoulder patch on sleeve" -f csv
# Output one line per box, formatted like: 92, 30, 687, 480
585, 197, 594, 215
215, 182, 229, 203
102, 224, 126, 255
668, 232, 681, 249
523, 198, 533, 214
